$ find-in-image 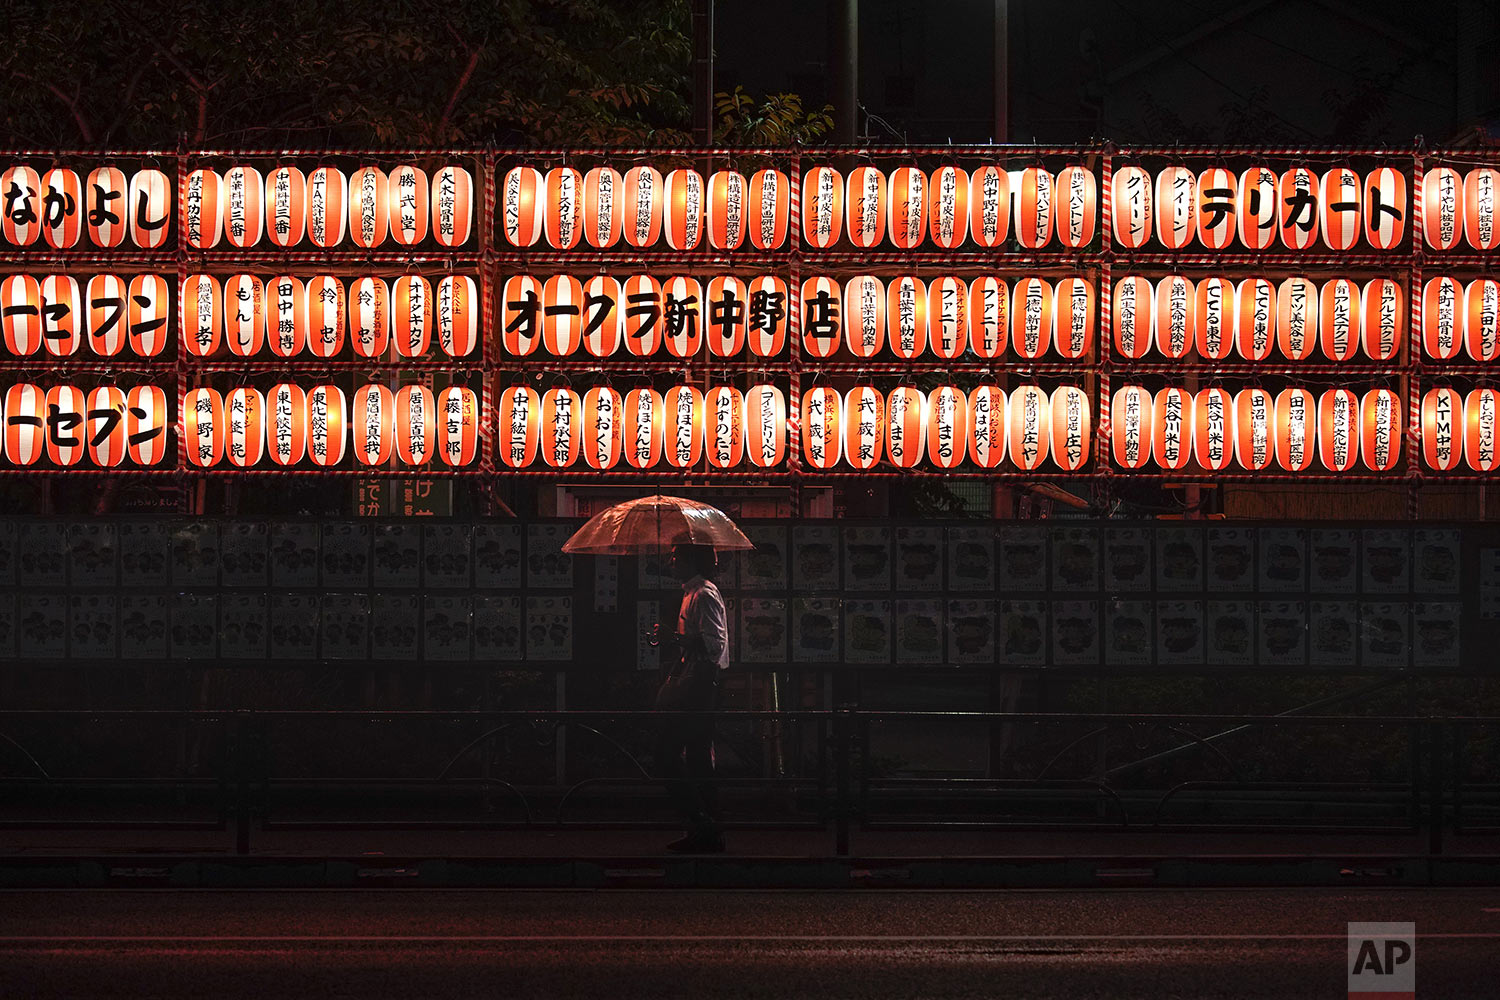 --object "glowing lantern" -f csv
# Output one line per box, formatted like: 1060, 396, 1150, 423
1422, 276, 1462, 360
581, 387, 624, 469
38, 275, 80, 356
222, 165, 263, 248
842, 385, 884, 470
1361, 387, 1402, 472
885, 276, 927, 359
1234, 387, 1274, 471
706, 276, 747, 357
745, 275, 788, 356
1153, 274, 1194, 359
392, 275, 431, 357
1194, 387, 1235, 471
267, 382, 308, 466
306, 384, 346, 467
707, 169, 747, 250
1361, 277, 1403, 361
542, 274, 585, 356
704, 385, 745, 469
1010, 277, 1053, 359
266, 165, 307, 248
1421, 387, 1463, 471
621, 165, 663, 248
306, 166, 347, 249
581, 275, 622, 357
1, 275, 41, 355
888, 165, 927, 249
927, 276, 968, 359
661, 276, 704, 358
85, 386, 127, 467
801, 165, 843, 248
183, 169, 223, 249
395, 384, 437, 466
664, 168, 704, 250
1014, 166, 1054, 249
927, 165, 969, 248
1237, 166, 1278, 250
1318, 388, 1359, 473
1465, 388, 1500, 472
266, 275, 308, 357
436, 275, 478, 358
127, 275, 169, 357
182, 274, 221, 358
1193, 277, 1235, 360
582, 166, 623, 248
1364, 167, 1406, 249
1318, 278, 1360, 362
86, 275, 127, 357
303, 275, 345, 359
540, 387, 582, 468
799, 385, 842, 470
748, 169, 790, 249
1464, 167, 1500, 250
1054, 277, 1094, 360
966, 276, 1008, 359
431, 165, 474, 247
1007, 385, 1049, 470
500, 165, 543, 247
845, 165, 885, 249
1049, 385, 1090, 471
967, 385, 1006, 468
1422, 165, 1463, 250
183, 387, 225, 468
500, 275, 543, 356
43, 385, 85, 466
126, 385, 167, 465
1112, 275, 1153, 360
1278, 166, 1319, 250
1195, 167, 1236, 250
1317, 167, 1361, 251
436, 386, 478, 467
745, 384, 787, 468
545, 166, 583, 249
968, 165, 1010, 248
0, 166, 40, 245
1466, 278, 1500, 362
1276, 276, 1318, 361
385, 164, 427, 247
1273, 387, 1315, 472
347, 275, 388, 358
85, 167, 128, 248
1155, 165, 1197, 250
1112, 164, 1153, 249
886, 385, 927, 468
621, 274, 663, 356
624, 387, 664, 469
662, 385, 704, 468
801, 276, 843, 359
927, 385, 969, 469
225, 387, 265, 468
352, 384, 395, 466
39, 168, 82, 249
1111, 384, 1152, 470
1054, 165, 1096, 248
2, 383, 42, 464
